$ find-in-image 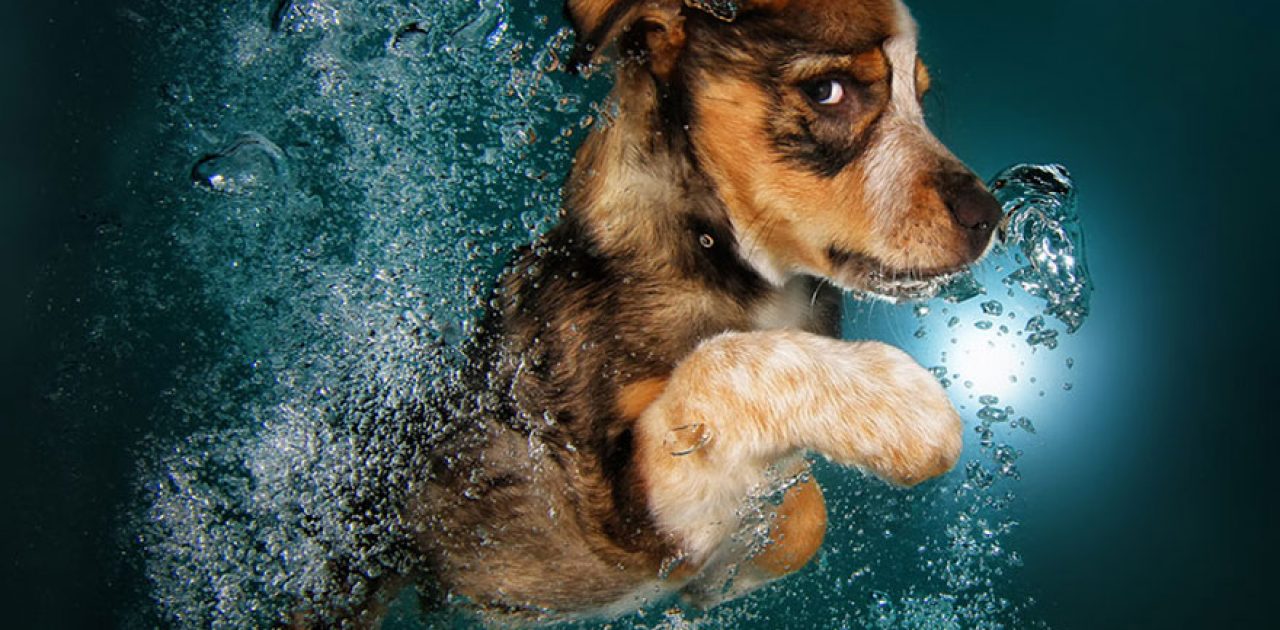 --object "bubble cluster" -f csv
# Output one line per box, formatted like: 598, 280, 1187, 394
130, 1, 600, 626
939, 164, 1092, 332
